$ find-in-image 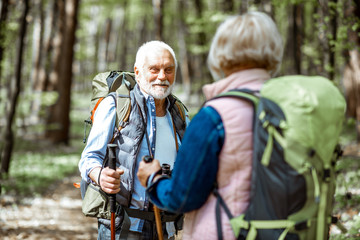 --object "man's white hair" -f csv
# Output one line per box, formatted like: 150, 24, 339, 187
134, 40, 178, 73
